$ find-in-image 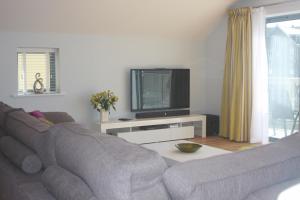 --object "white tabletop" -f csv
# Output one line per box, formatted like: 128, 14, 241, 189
142, 140, 231, 162
99, 114, 206, 128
